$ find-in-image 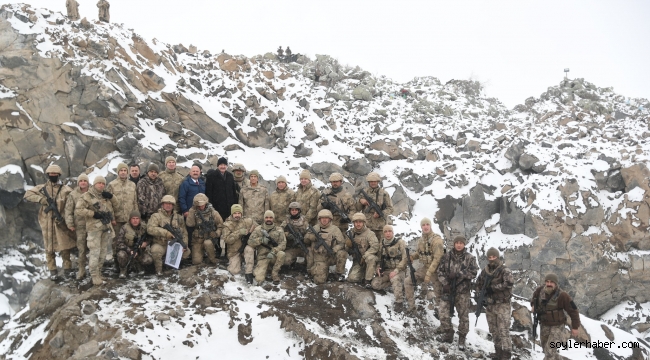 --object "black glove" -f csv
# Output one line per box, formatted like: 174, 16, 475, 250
486, 287, 494, 296
93, 211, 103, 219
443, 284, 451, 293
321, 202, 330, 210
101, 191, 113, 199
